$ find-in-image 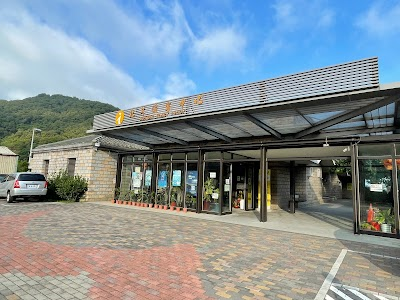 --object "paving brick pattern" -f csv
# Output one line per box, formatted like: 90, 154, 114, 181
0, 202, 399, 300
